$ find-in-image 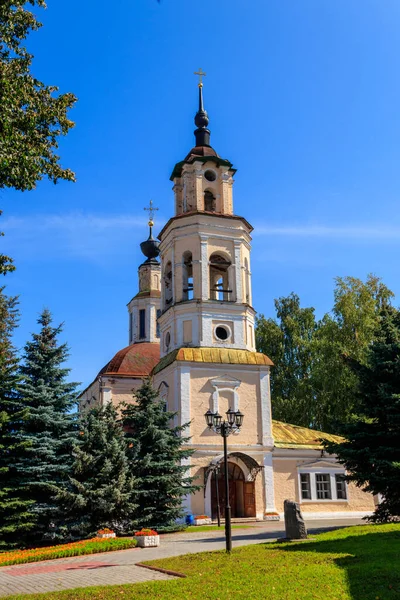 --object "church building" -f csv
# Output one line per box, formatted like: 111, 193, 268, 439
79, 76, 375, 521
